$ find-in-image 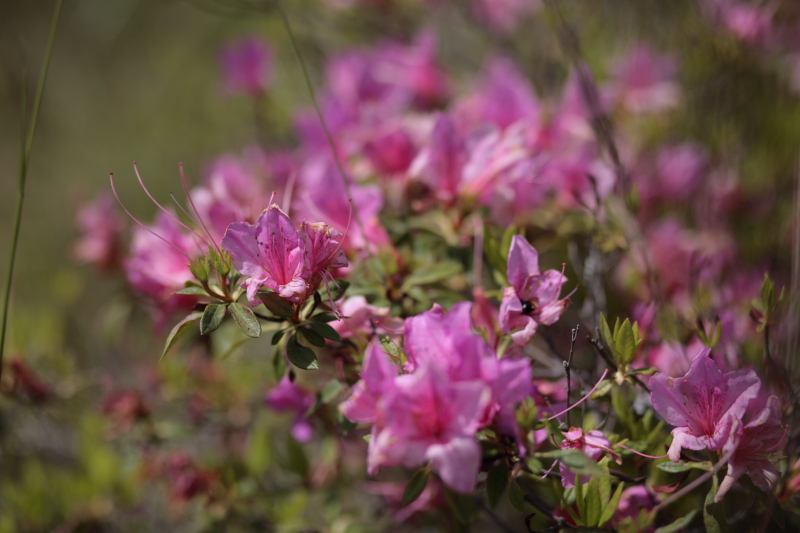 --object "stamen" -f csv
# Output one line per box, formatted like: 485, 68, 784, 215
110, 174, 190, 260
326, 198, 353, 263
132, 162, 208, 247
179, 163, 219, 252
168, 192, 208, 251
612, 443, 669, 460
282, 169, 298, 216
545, 369, 609, 421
